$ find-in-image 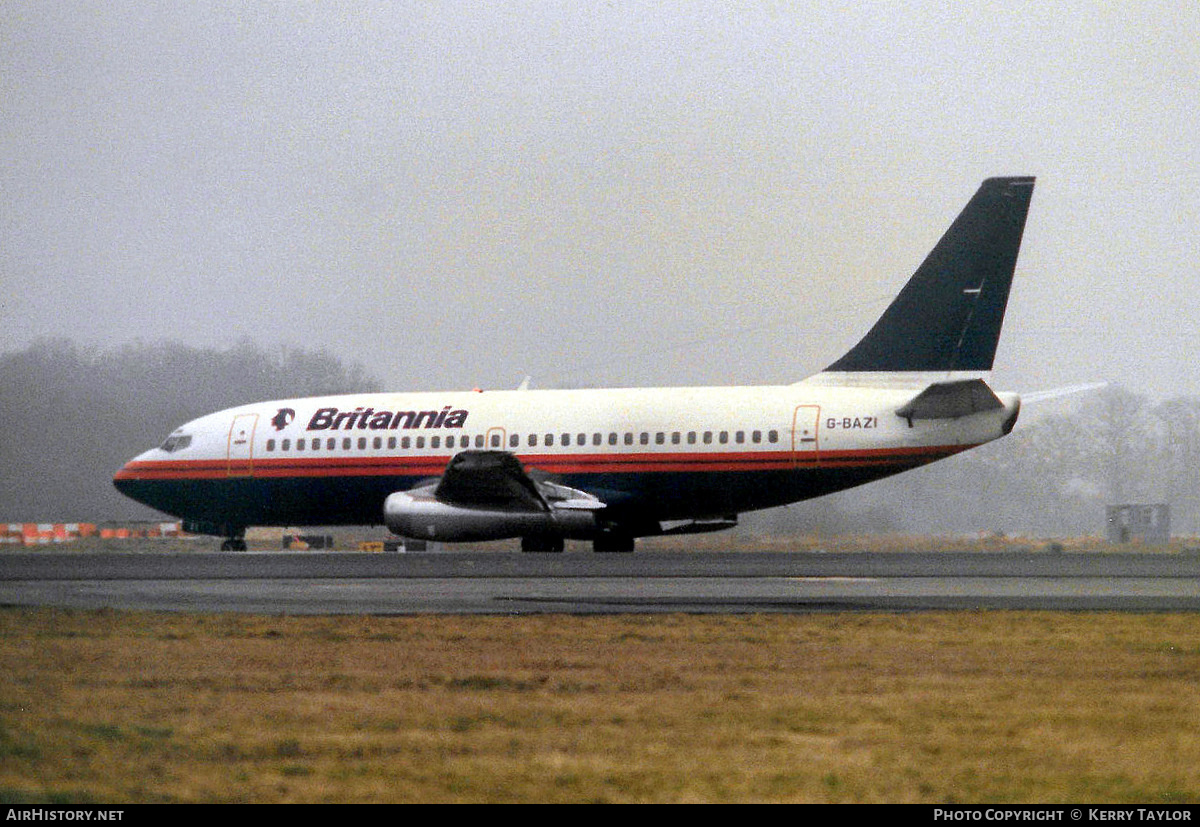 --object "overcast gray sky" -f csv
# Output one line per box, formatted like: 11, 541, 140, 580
4, 2, 1199, 399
